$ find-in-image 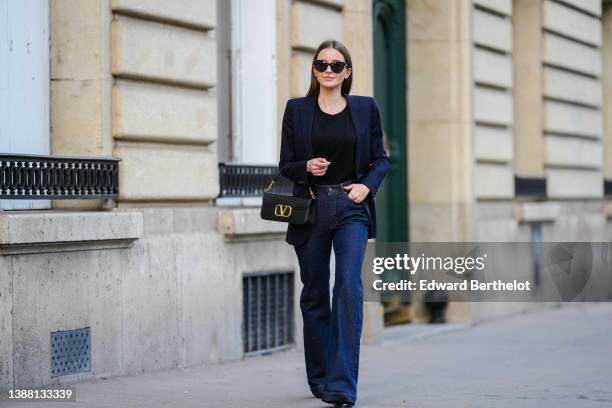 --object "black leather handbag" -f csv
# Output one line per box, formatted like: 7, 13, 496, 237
260, 174, 317, 225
